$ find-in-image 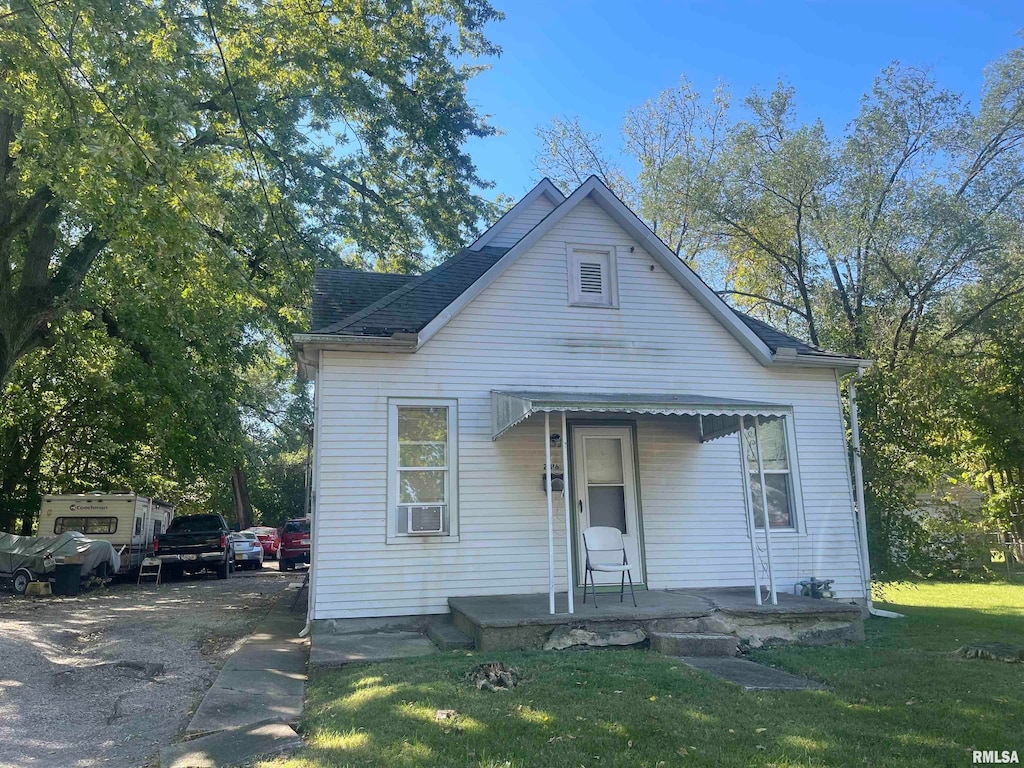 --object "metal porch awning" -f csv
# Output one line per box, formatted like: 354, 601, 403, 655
491, 390, 790, 440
